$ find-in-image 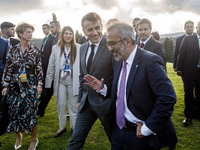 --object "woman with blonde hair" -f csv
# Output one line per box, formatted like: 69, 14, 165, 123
2, 23, 42, 150
45, 26, 80, 137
